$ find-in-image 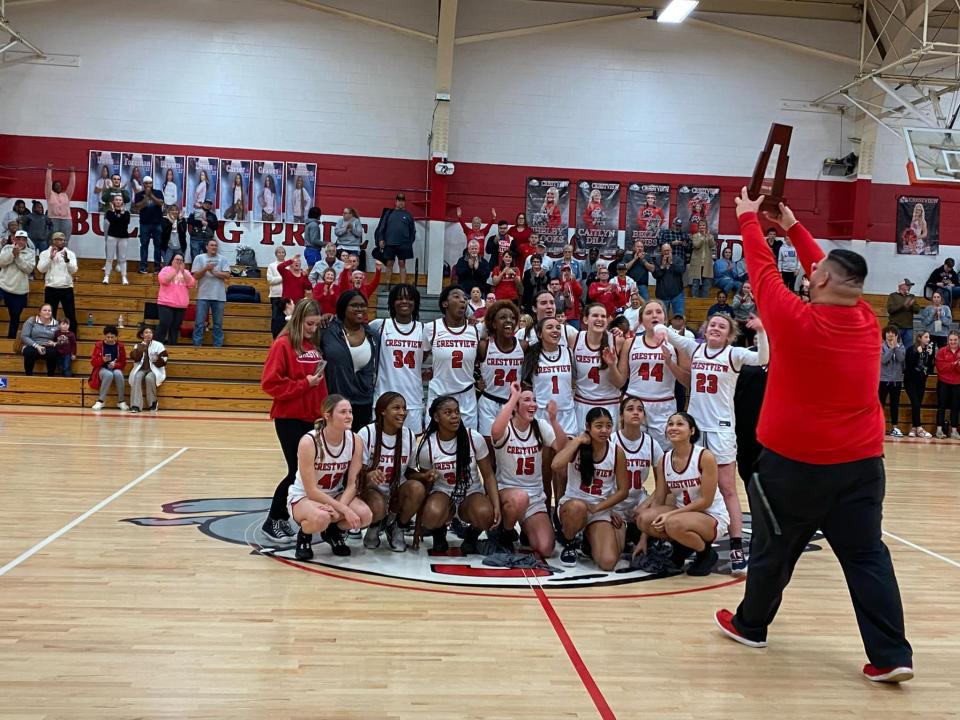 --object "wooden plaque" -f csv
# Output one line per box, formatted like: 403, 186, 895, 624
749, 123, 792, 211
